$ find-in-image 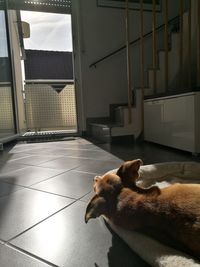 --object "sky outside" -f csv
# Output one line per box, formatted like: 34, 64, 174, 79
20, 11, 72, 52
